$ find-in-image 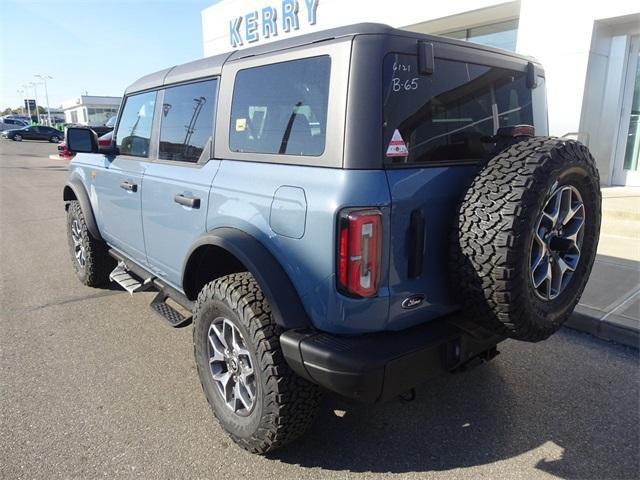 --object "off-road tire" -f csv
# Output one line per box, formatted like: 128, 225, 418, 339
193, 272, 322, 454
451, 137, 601, 342
65, 200, 115, 286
